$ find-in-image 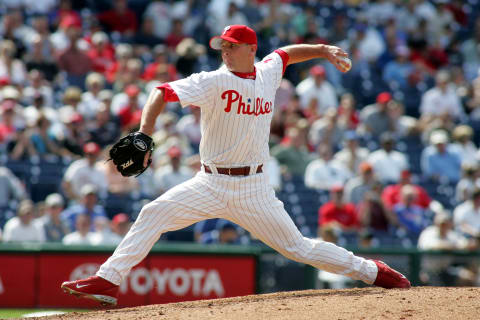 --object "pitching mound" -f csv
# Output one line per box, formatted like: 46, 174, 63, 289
40, 287, 479, 320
